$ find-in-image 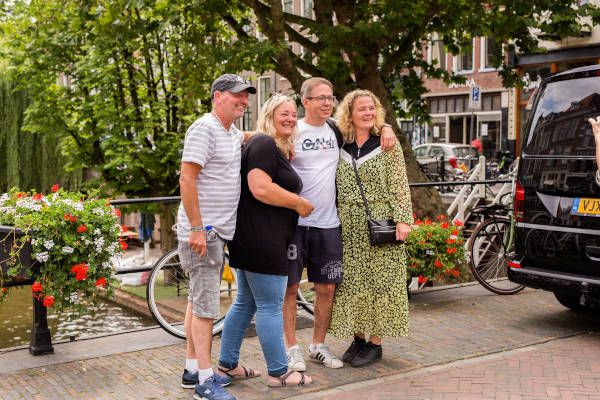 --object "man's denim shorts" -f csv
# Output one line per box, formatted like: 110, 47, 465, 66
178, 235, 225, 319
